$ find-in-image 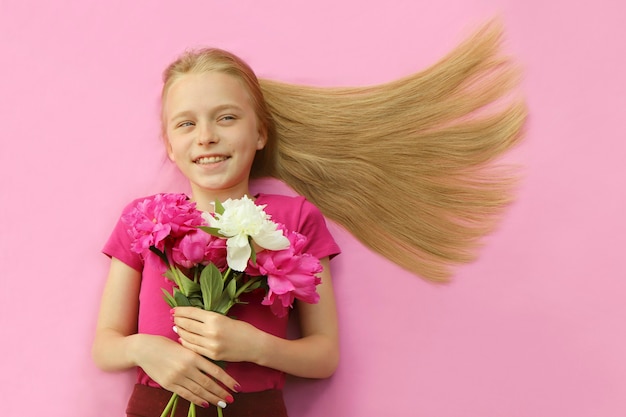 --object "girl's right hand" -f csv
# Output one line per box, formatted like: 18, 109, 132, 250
132, 334, 238, 408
